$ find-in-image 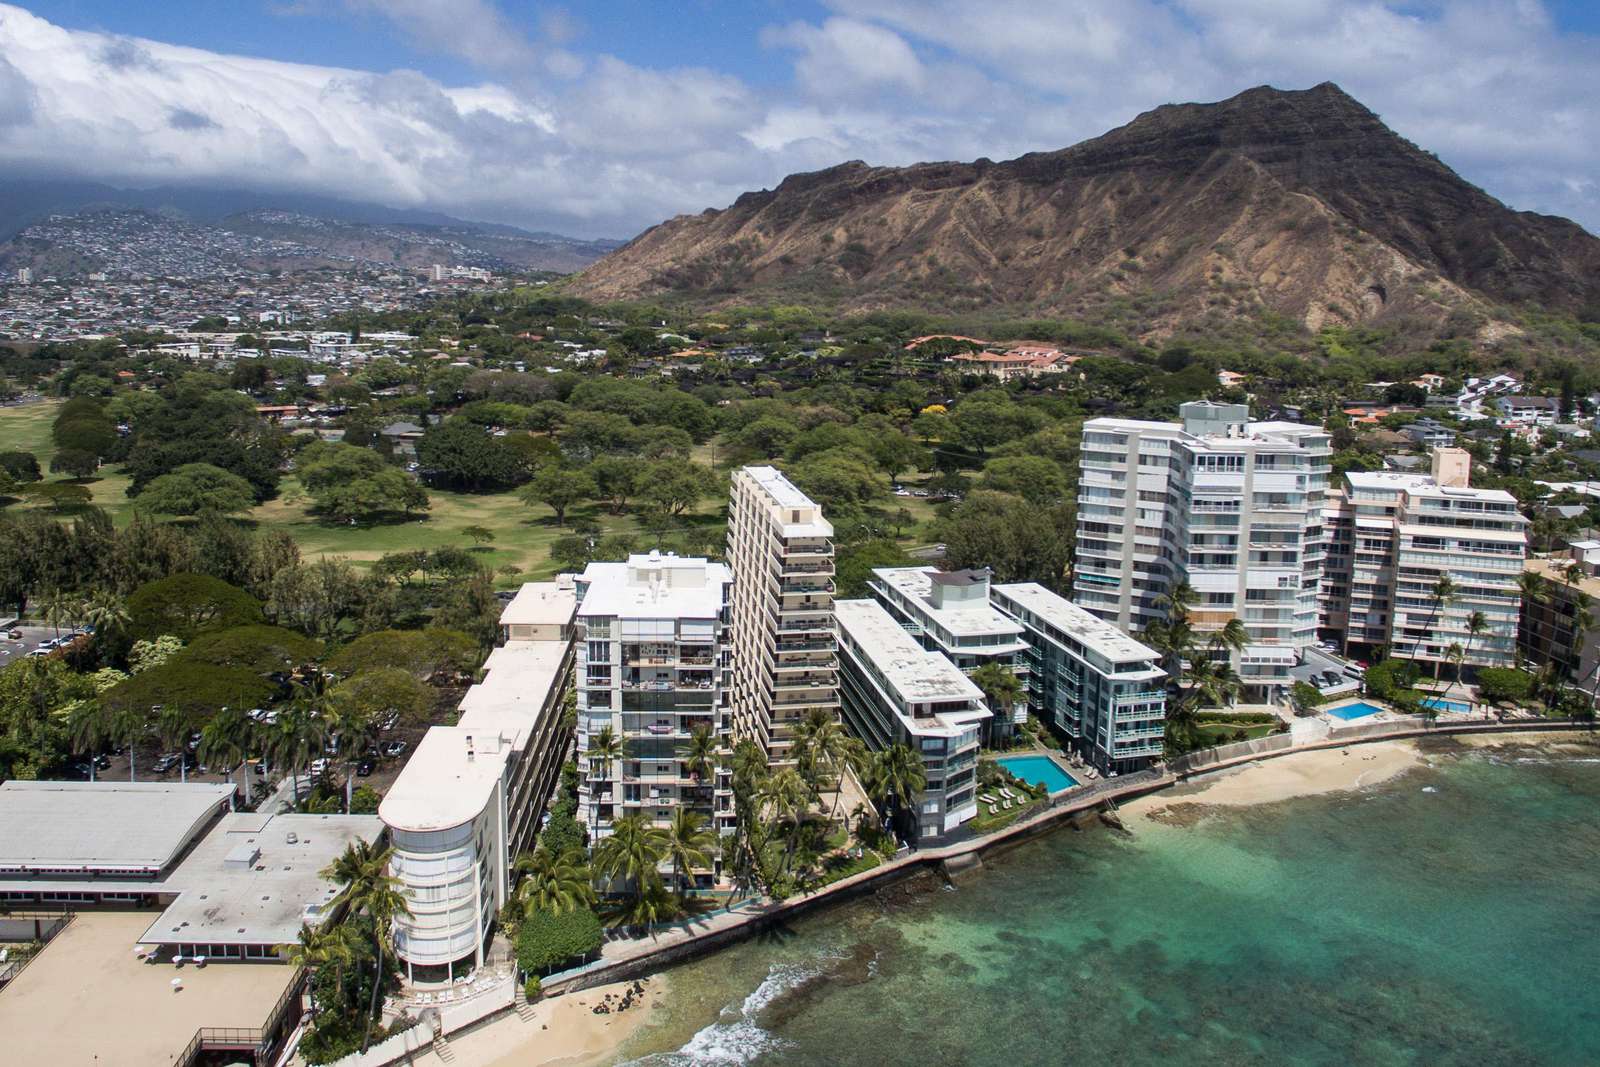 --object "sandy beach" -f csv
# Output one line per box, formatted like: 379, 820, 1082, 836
1122, 739, 1425, 820
431, 975, 666, 1067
